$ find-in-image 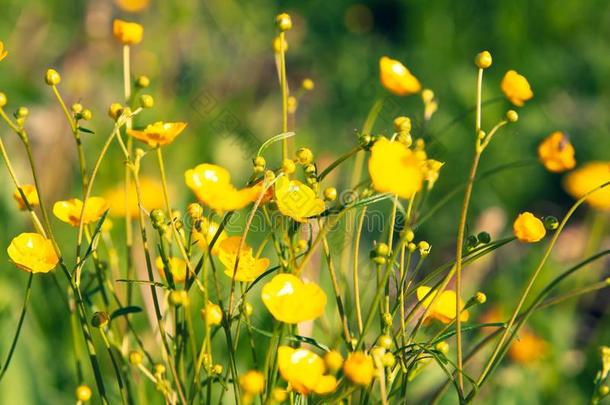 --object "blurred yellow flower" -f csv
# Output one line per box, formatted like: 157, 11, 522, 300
379, 56, 421, 96
369, 137, 425, 199
217, 236, 270, 282
277, 346, 337, 395
563, 162, 610, 211
127, 121, 187, 147
115, 0, 149, 13
343, 352, 375, 386
185, 164, 260, 212
274, 176, 325, 222
240, 370, 265, 396
508, 329, 547, 364
13, 184, 39, 210
201, 301, 222, 326
191, 217, 227, 255
105, 177, 165, 218
538, 131, 576, 173
416, 286, 469, 324
513, 212, 546, 243
7, 233, 58, 273
155, 257, 187, 284
0, 41, 7, 62
53, 197, 108, 227
501, 70, 533, 107
113, 19, 144, 45
261, 274, 326, 324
